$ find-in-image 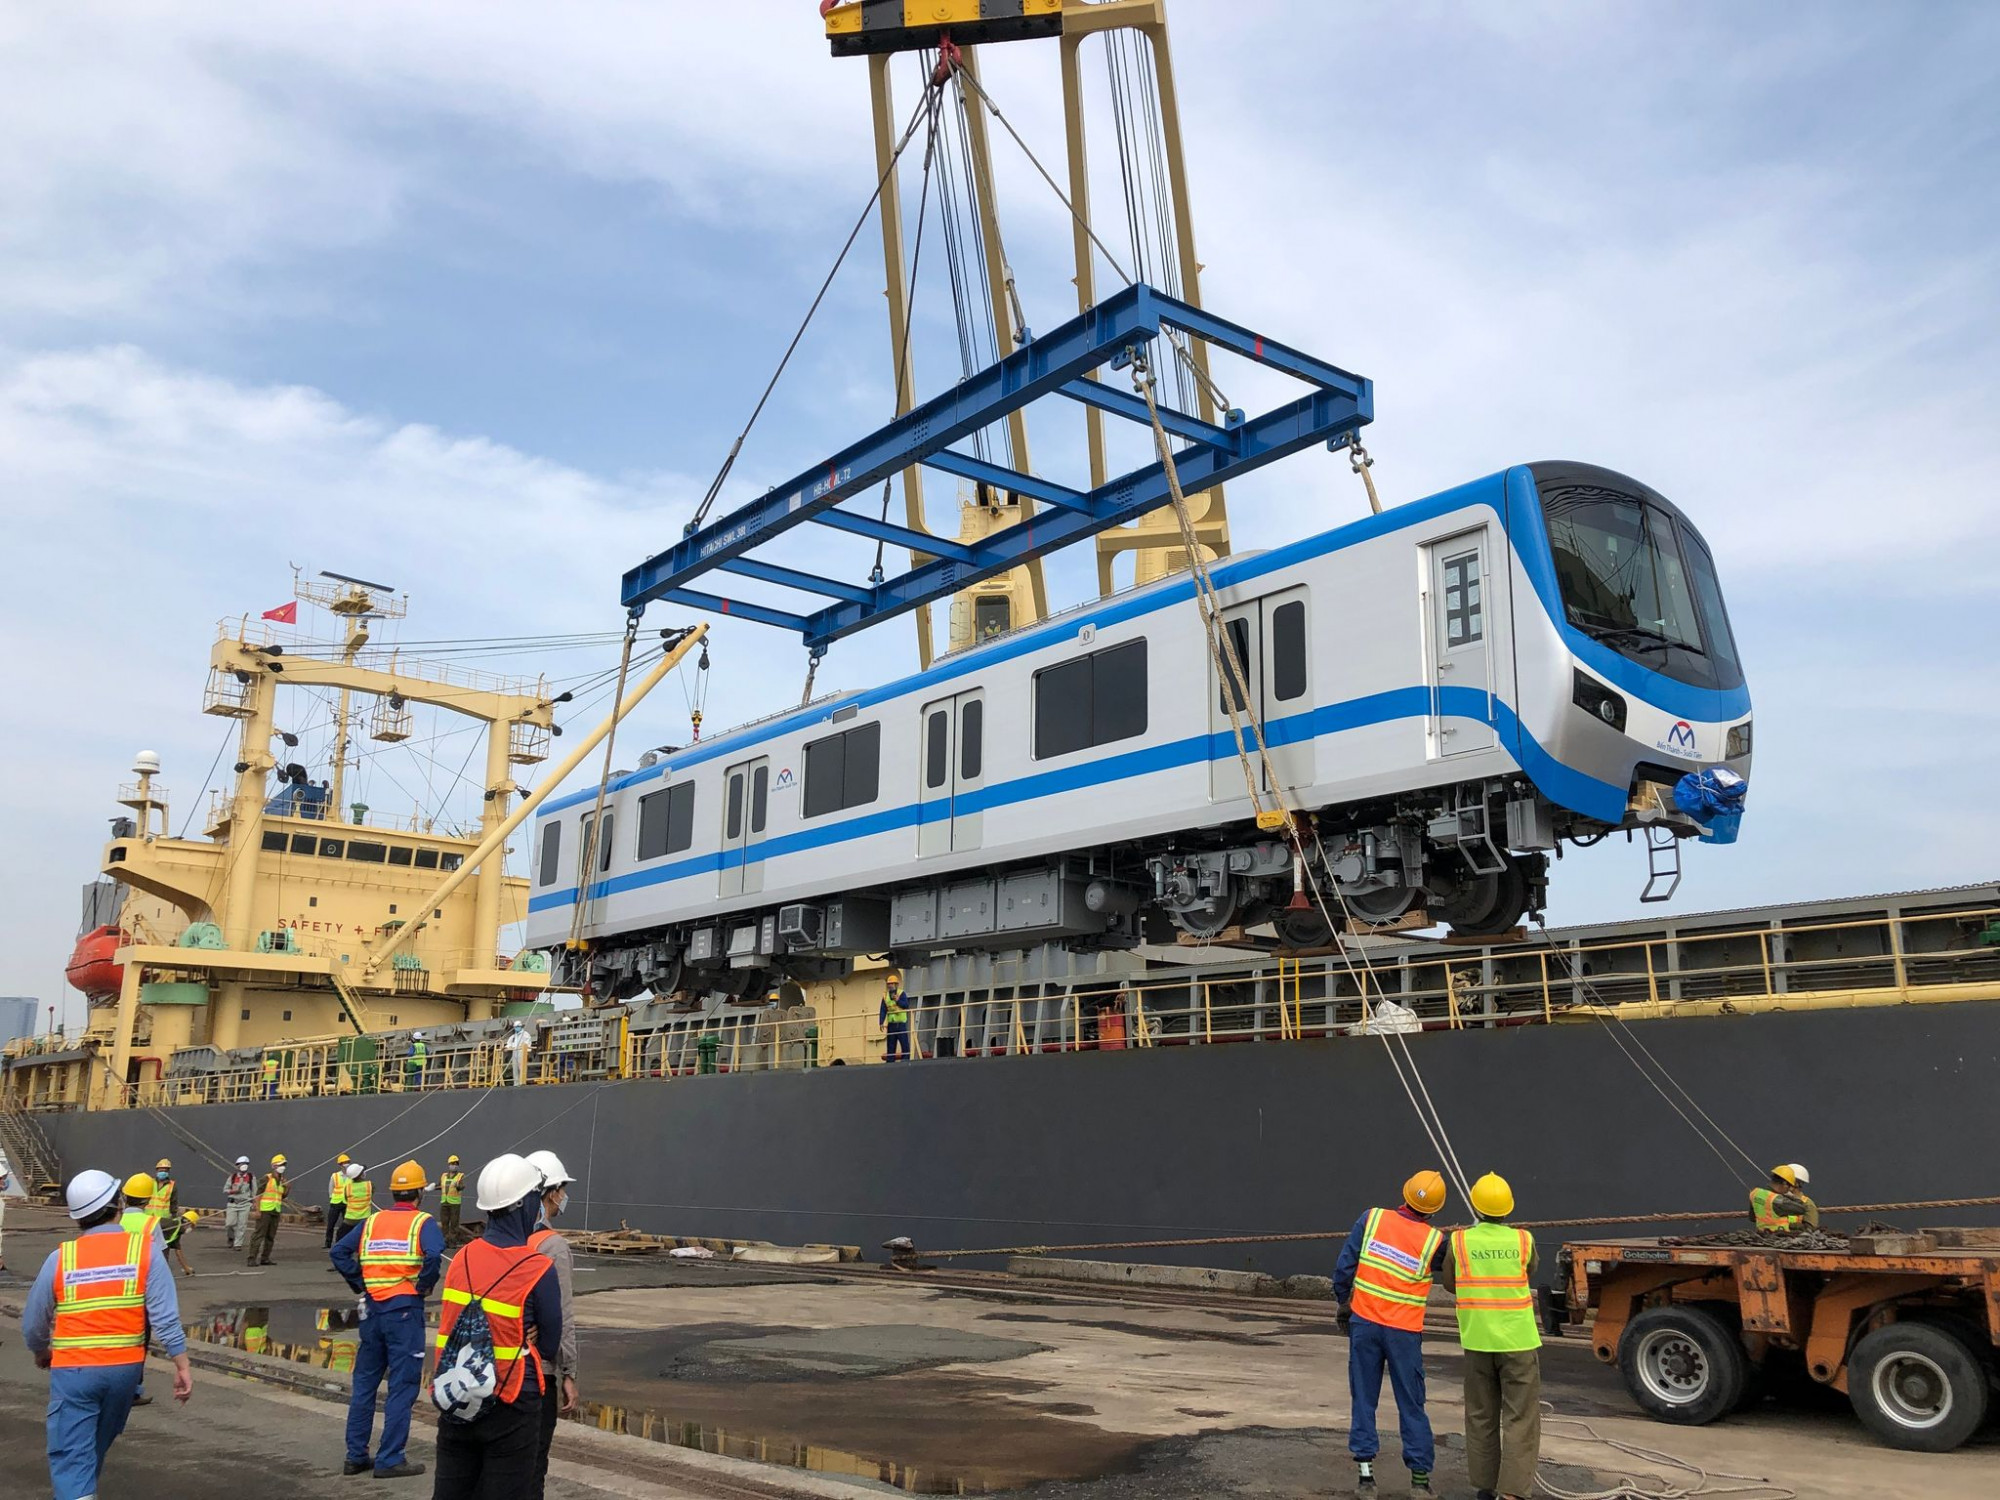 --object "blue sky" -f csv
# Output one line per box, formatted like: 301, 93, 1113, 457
4, 2, 1996, 1020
